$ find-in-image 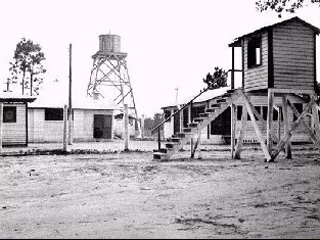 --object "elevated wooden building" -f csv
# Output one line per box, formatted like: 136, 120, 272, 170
153, 17, 320, 162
